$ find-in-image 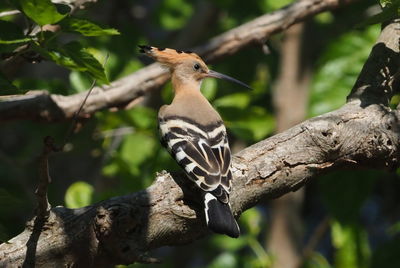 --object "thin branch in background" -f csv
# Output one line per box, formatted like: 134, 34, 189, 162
61, 53, 110, 148
0, 0, 358, 123
0, 10, 20, 18
61, 79, 97, 148
36, 137, 58, 218
35, 54, 110, 215
298, 217, 330, 268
